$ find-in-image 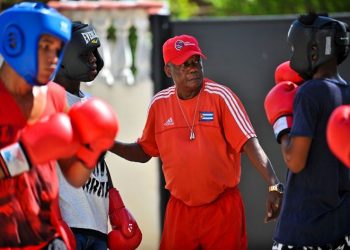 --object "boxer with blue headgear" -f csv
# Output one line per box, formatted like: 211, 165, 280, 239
0, 2, 71, 85
0, 2, 119, 249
